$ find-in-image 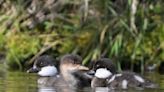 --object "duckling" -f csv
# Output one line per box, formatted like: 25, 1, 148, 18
27, 55, 58, 75
91, 58, 158, 90
55, 54, 92, 88
91, 58, 117, 88
47, 54, 93, 92
27, 55, 59, 86
92, 58, 117, 74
